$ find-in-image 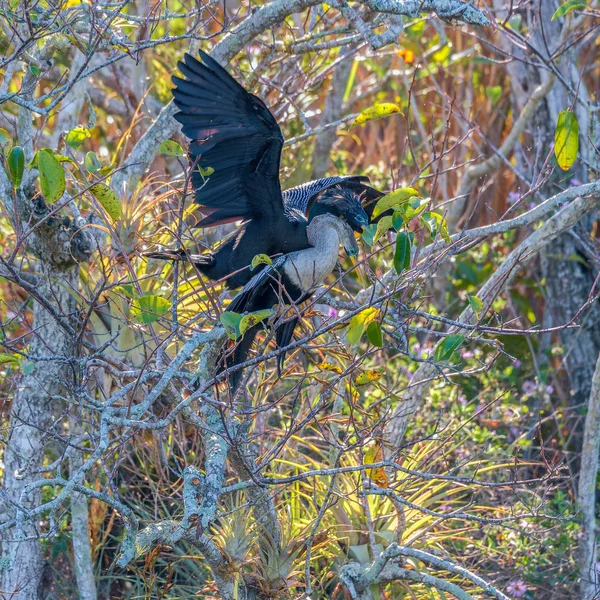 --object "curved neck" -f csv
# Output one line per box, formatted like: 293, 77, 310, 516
285, 225, 341, 292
